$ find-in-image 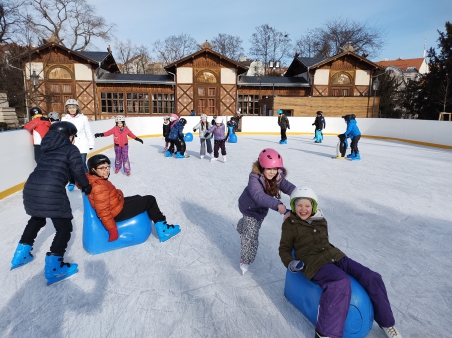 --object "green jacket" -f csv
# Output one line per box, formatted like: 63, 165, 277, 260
279, 210, 345, 280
